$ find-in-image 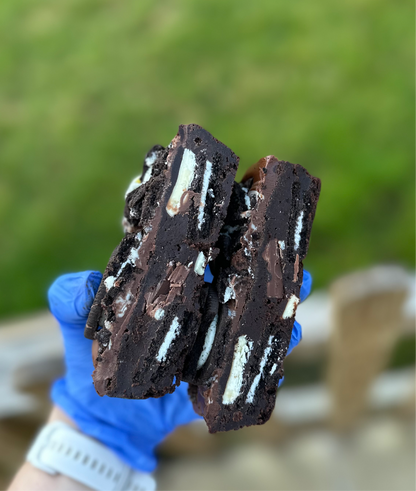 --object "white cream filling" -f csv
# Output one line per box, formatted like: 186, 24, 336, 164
104, 276, 116, 290
154, 308, 165, 320
222, 335, 253, 405
166, 148, 197, 217
223, 286, 235, 303
197, 159, 213, 230
116, 246, 140, 279
142, 152, 157, 184
223, 277, 237, 303
294, 211, 304, 251
196, 314, 218, 370
270, 363, 277, 375
282, 294, 300, 319
246, 336, 274, 404
122, 217, 134, 234
115, 290, 132, 318
194, 251, 206, 275
105, 231, 143, 291
156, 316, 181, 362
127, 247, 140, 264
124, 175, 142, 198
112, 233, 143, 283
142, 168, 152, 184
145, 151, 157, 167
207, 247, 214, 262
